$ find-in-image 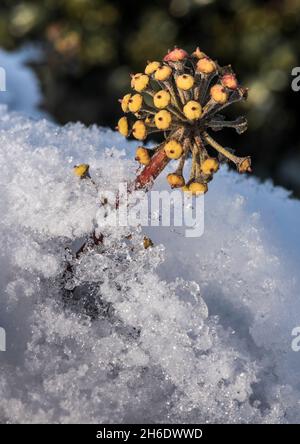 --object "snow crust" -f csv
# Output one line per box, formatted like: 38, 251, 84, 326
0, 108, 300, 424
